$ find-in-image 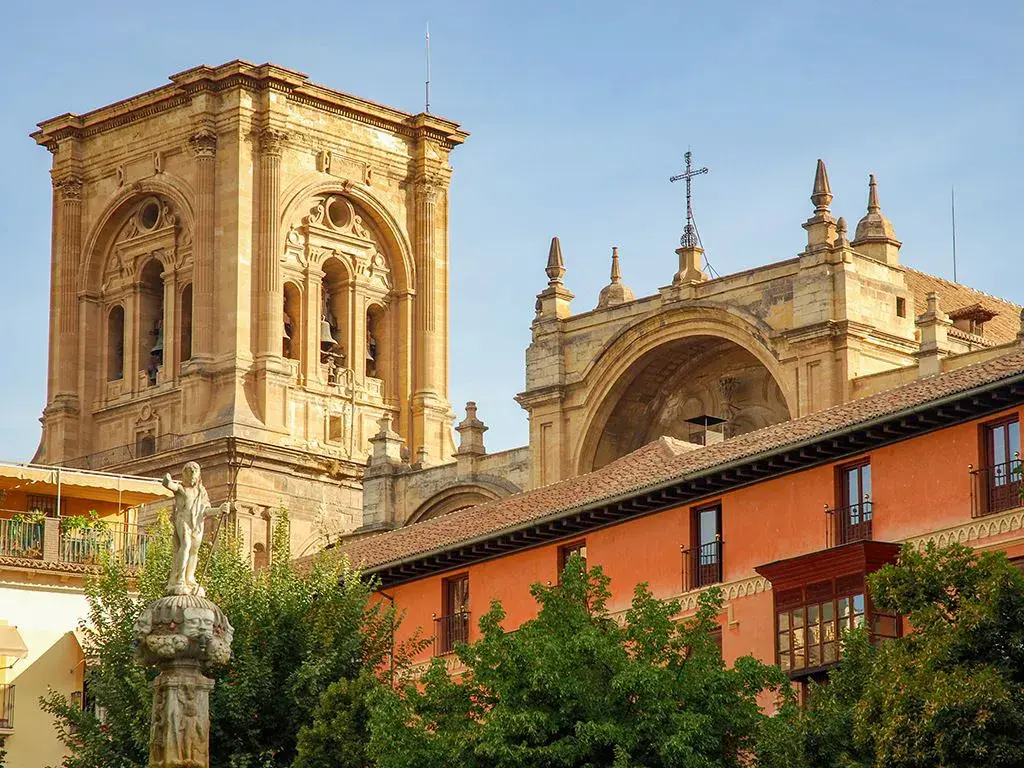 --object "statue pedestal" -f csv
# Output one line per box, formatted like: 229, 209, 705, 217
134, 593, 233, 768
150, 661, 214, 768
